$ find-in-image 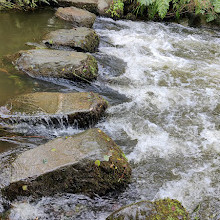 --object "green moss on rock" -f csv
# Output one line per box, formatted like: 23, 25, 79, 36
12, 49, 98, 82
43, 27, 100, 53
107, 198, 190, 220
1, 128, 131, 201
